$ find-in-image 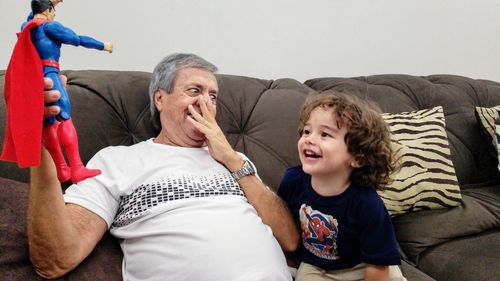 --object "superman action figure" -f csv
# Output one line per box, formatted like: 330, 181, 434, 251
1, 0, 113, 183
